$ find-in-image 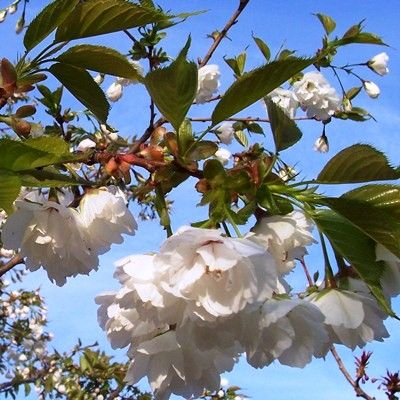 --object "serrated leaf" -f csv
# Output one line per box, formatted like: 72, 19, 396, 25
55, 0, 167, 42
314, 13, 336, 35
317, 144, 399, 184
336, 32, 387, 47
233, 129, 248, 147
187, 140, 217, 161
18, 168, 89, 187
0, 170, 21, 214
247, 122, 264, 134
56, 45, 142, 80
252, 35, 270, 61
24, 0, 80, 51
265, 98, 302, 151
49, 63, 109, 122
320, 196, 400, 258
212, 57, 314, 125
311, 209, 395, 316
144, 37, 197, 131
